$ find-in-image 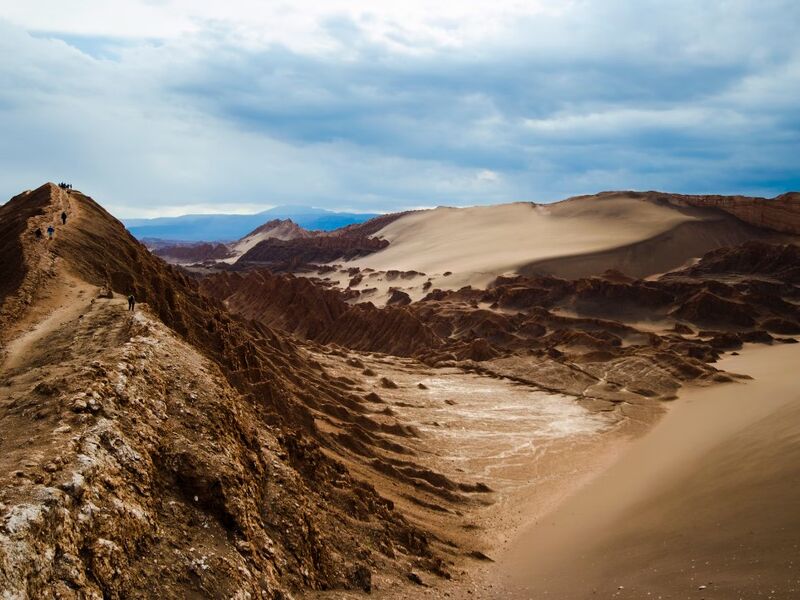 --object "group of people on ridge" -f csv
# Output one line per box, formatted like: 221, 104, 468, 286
28, 202, 136, 312
31, 201, 138, 313
34, 211, 68, 240
58, 182, 73, 190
